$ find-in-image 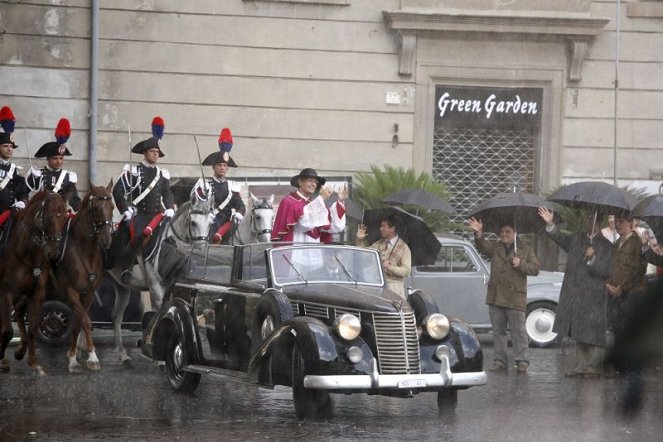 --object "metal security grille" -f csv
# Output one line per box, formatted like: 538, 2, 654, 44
433, 127, 537, 233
